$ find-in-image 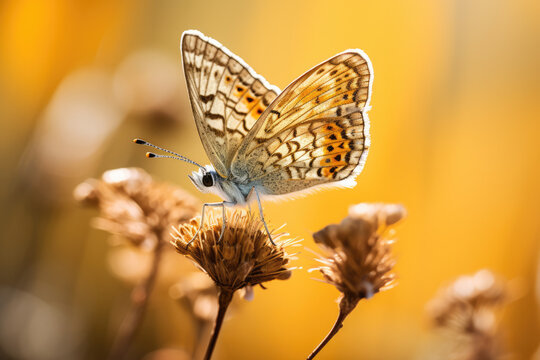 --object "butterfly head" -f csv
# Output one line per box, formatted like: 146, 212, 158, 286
133, 138, 222, 194
188, 165, 218, 192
